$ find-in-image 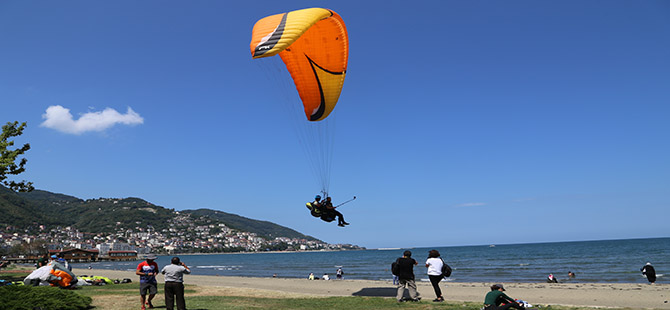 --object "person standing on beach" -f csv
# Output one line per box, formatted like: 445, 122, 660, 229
483, 284, 525, 310
336, 267, 343, 279
136, 255, 159, 310
161, 257, 191, 310
36, 254, 48, 268
641, 262, 656, 284
425, 249, 445, 302
395, 250, 420, 302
